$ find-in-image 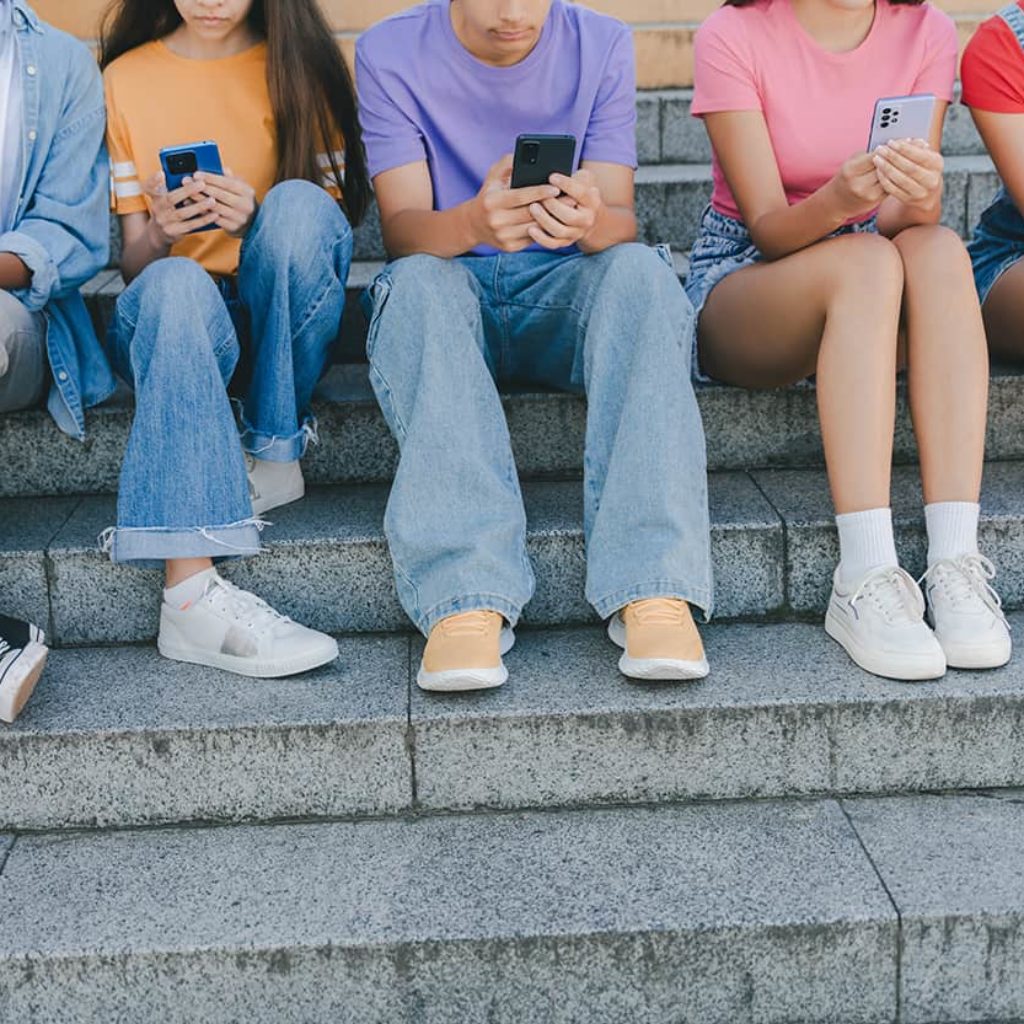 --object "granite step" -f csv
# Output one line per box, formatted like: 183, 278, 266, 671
4, 616, 1024, 832
0, 474, 784, 646
7, 355, 1024, 501
4, 460, 1024, 647
2, 792, 1022, 1022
